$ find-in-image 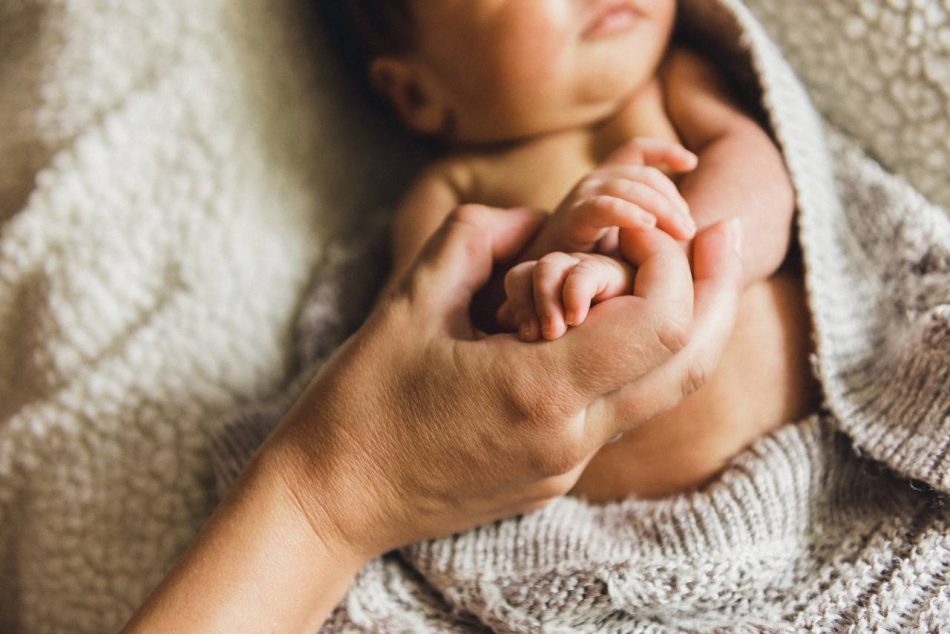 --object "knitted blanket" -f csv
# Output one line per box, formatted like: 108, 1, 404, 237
0, 0, 947, 632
